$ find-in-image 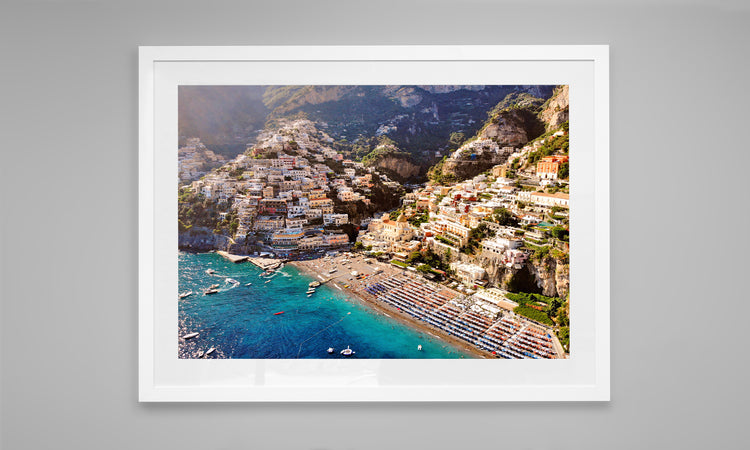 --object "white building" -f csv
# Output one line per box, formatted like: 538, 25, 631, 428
323, 213, 349, 226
